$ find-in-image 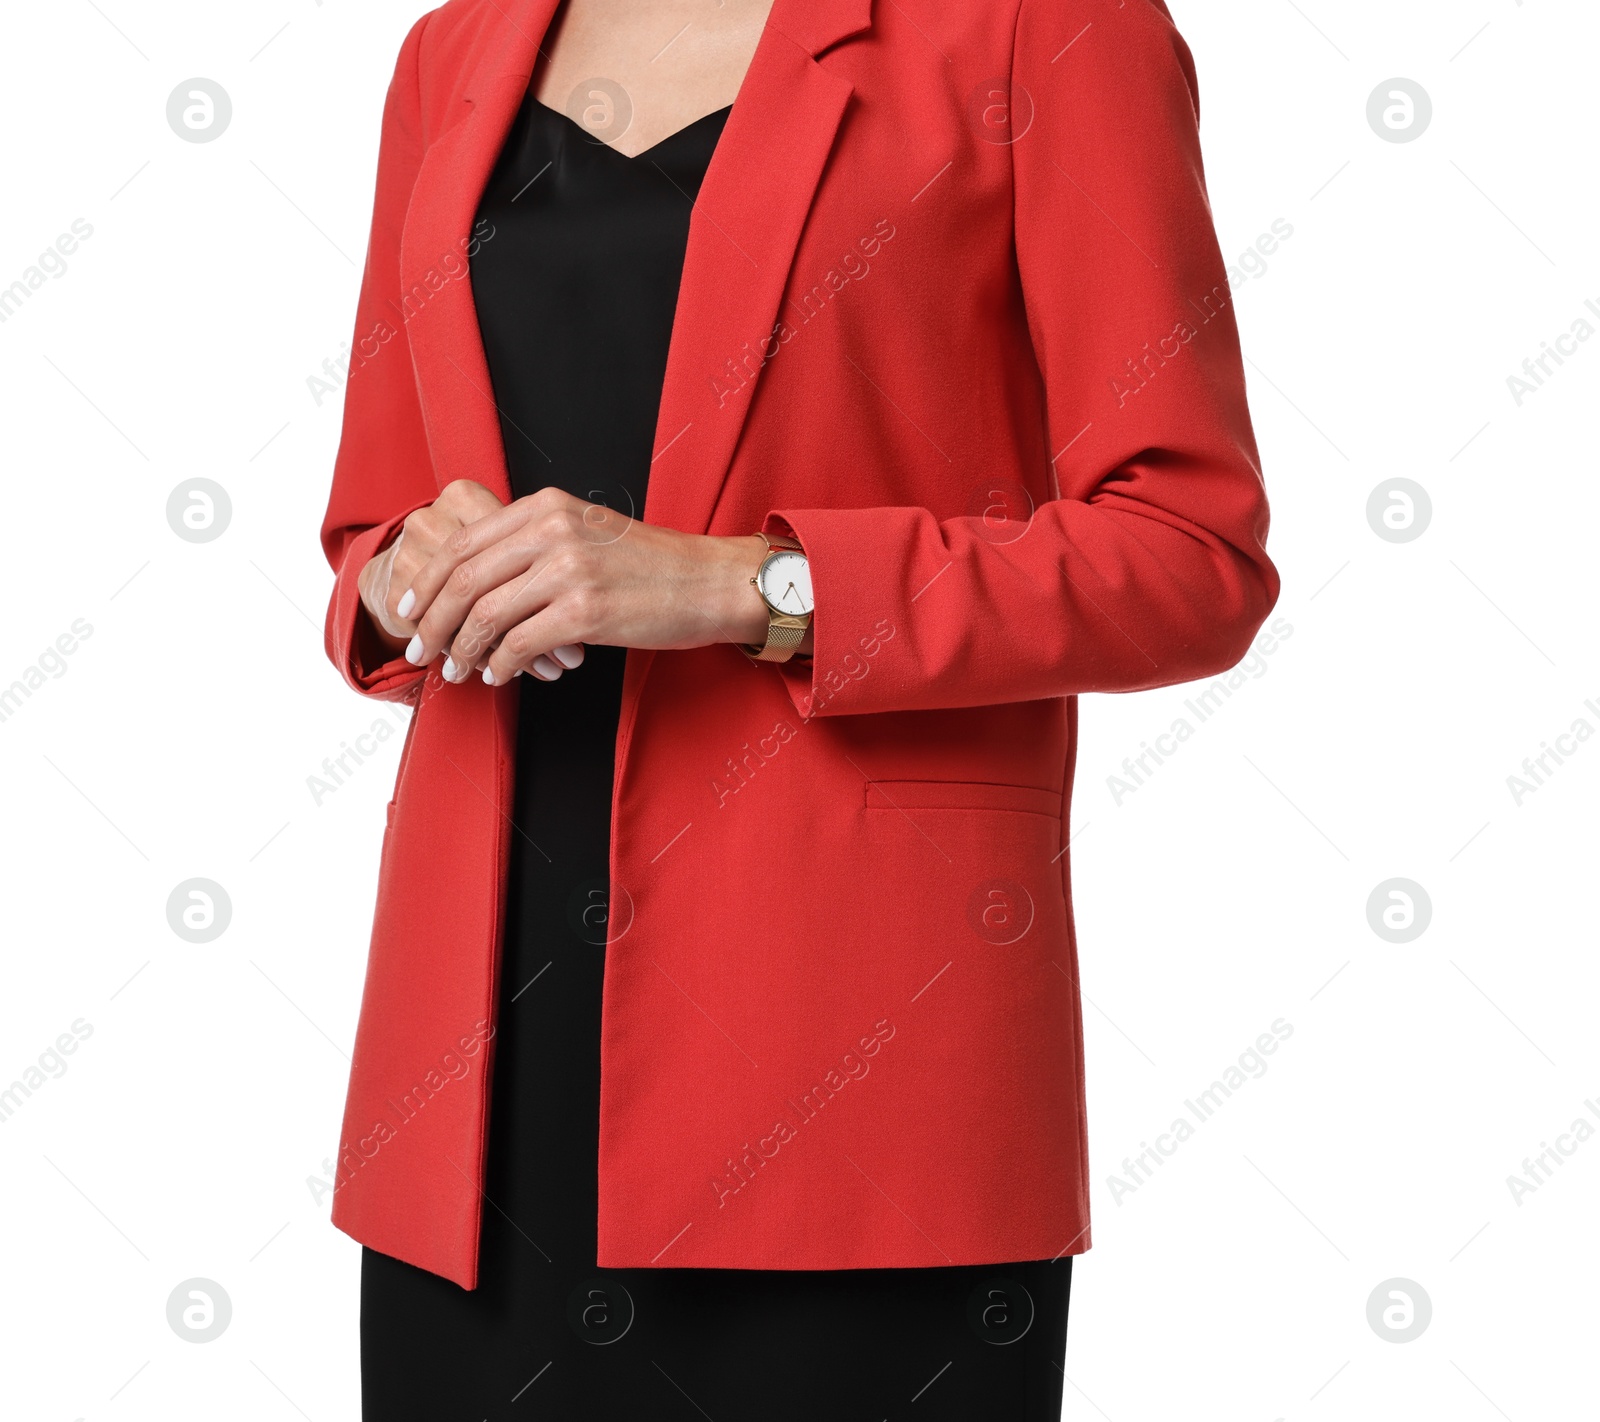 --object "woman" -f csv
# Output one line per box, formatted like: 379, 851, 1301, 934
319, 0, 1278, 1415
